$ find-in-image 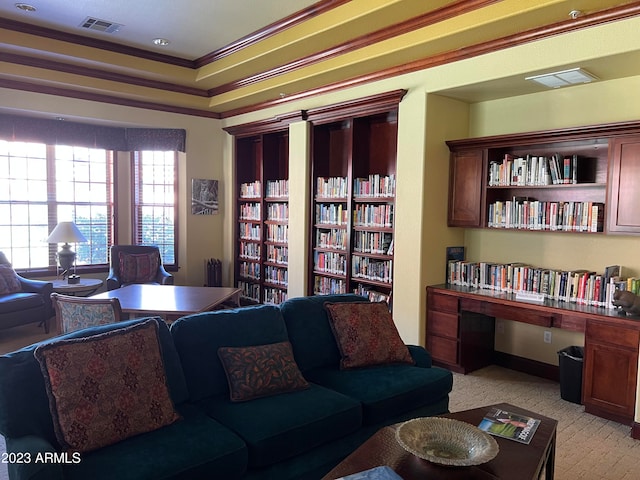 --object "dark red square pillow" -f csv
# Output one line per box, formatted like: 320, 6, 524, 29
118, 252, 159, 283
324, 301, 414, 369
218, 341, 309, 402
